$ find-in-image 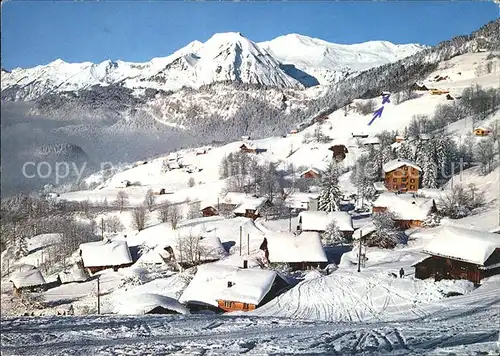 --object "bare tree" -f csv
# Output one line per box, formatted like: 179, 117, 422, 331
131, 205, 149, 231
476, 138, 496, 174
144, 189, 156, 211
175, 232, 211, 267
187, 201, 201, 220
113, 191, 129, 212
157, 201, 171, 223
106, 216, 124, 234
187, 177, 196, 188
169, 205, 182, 230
